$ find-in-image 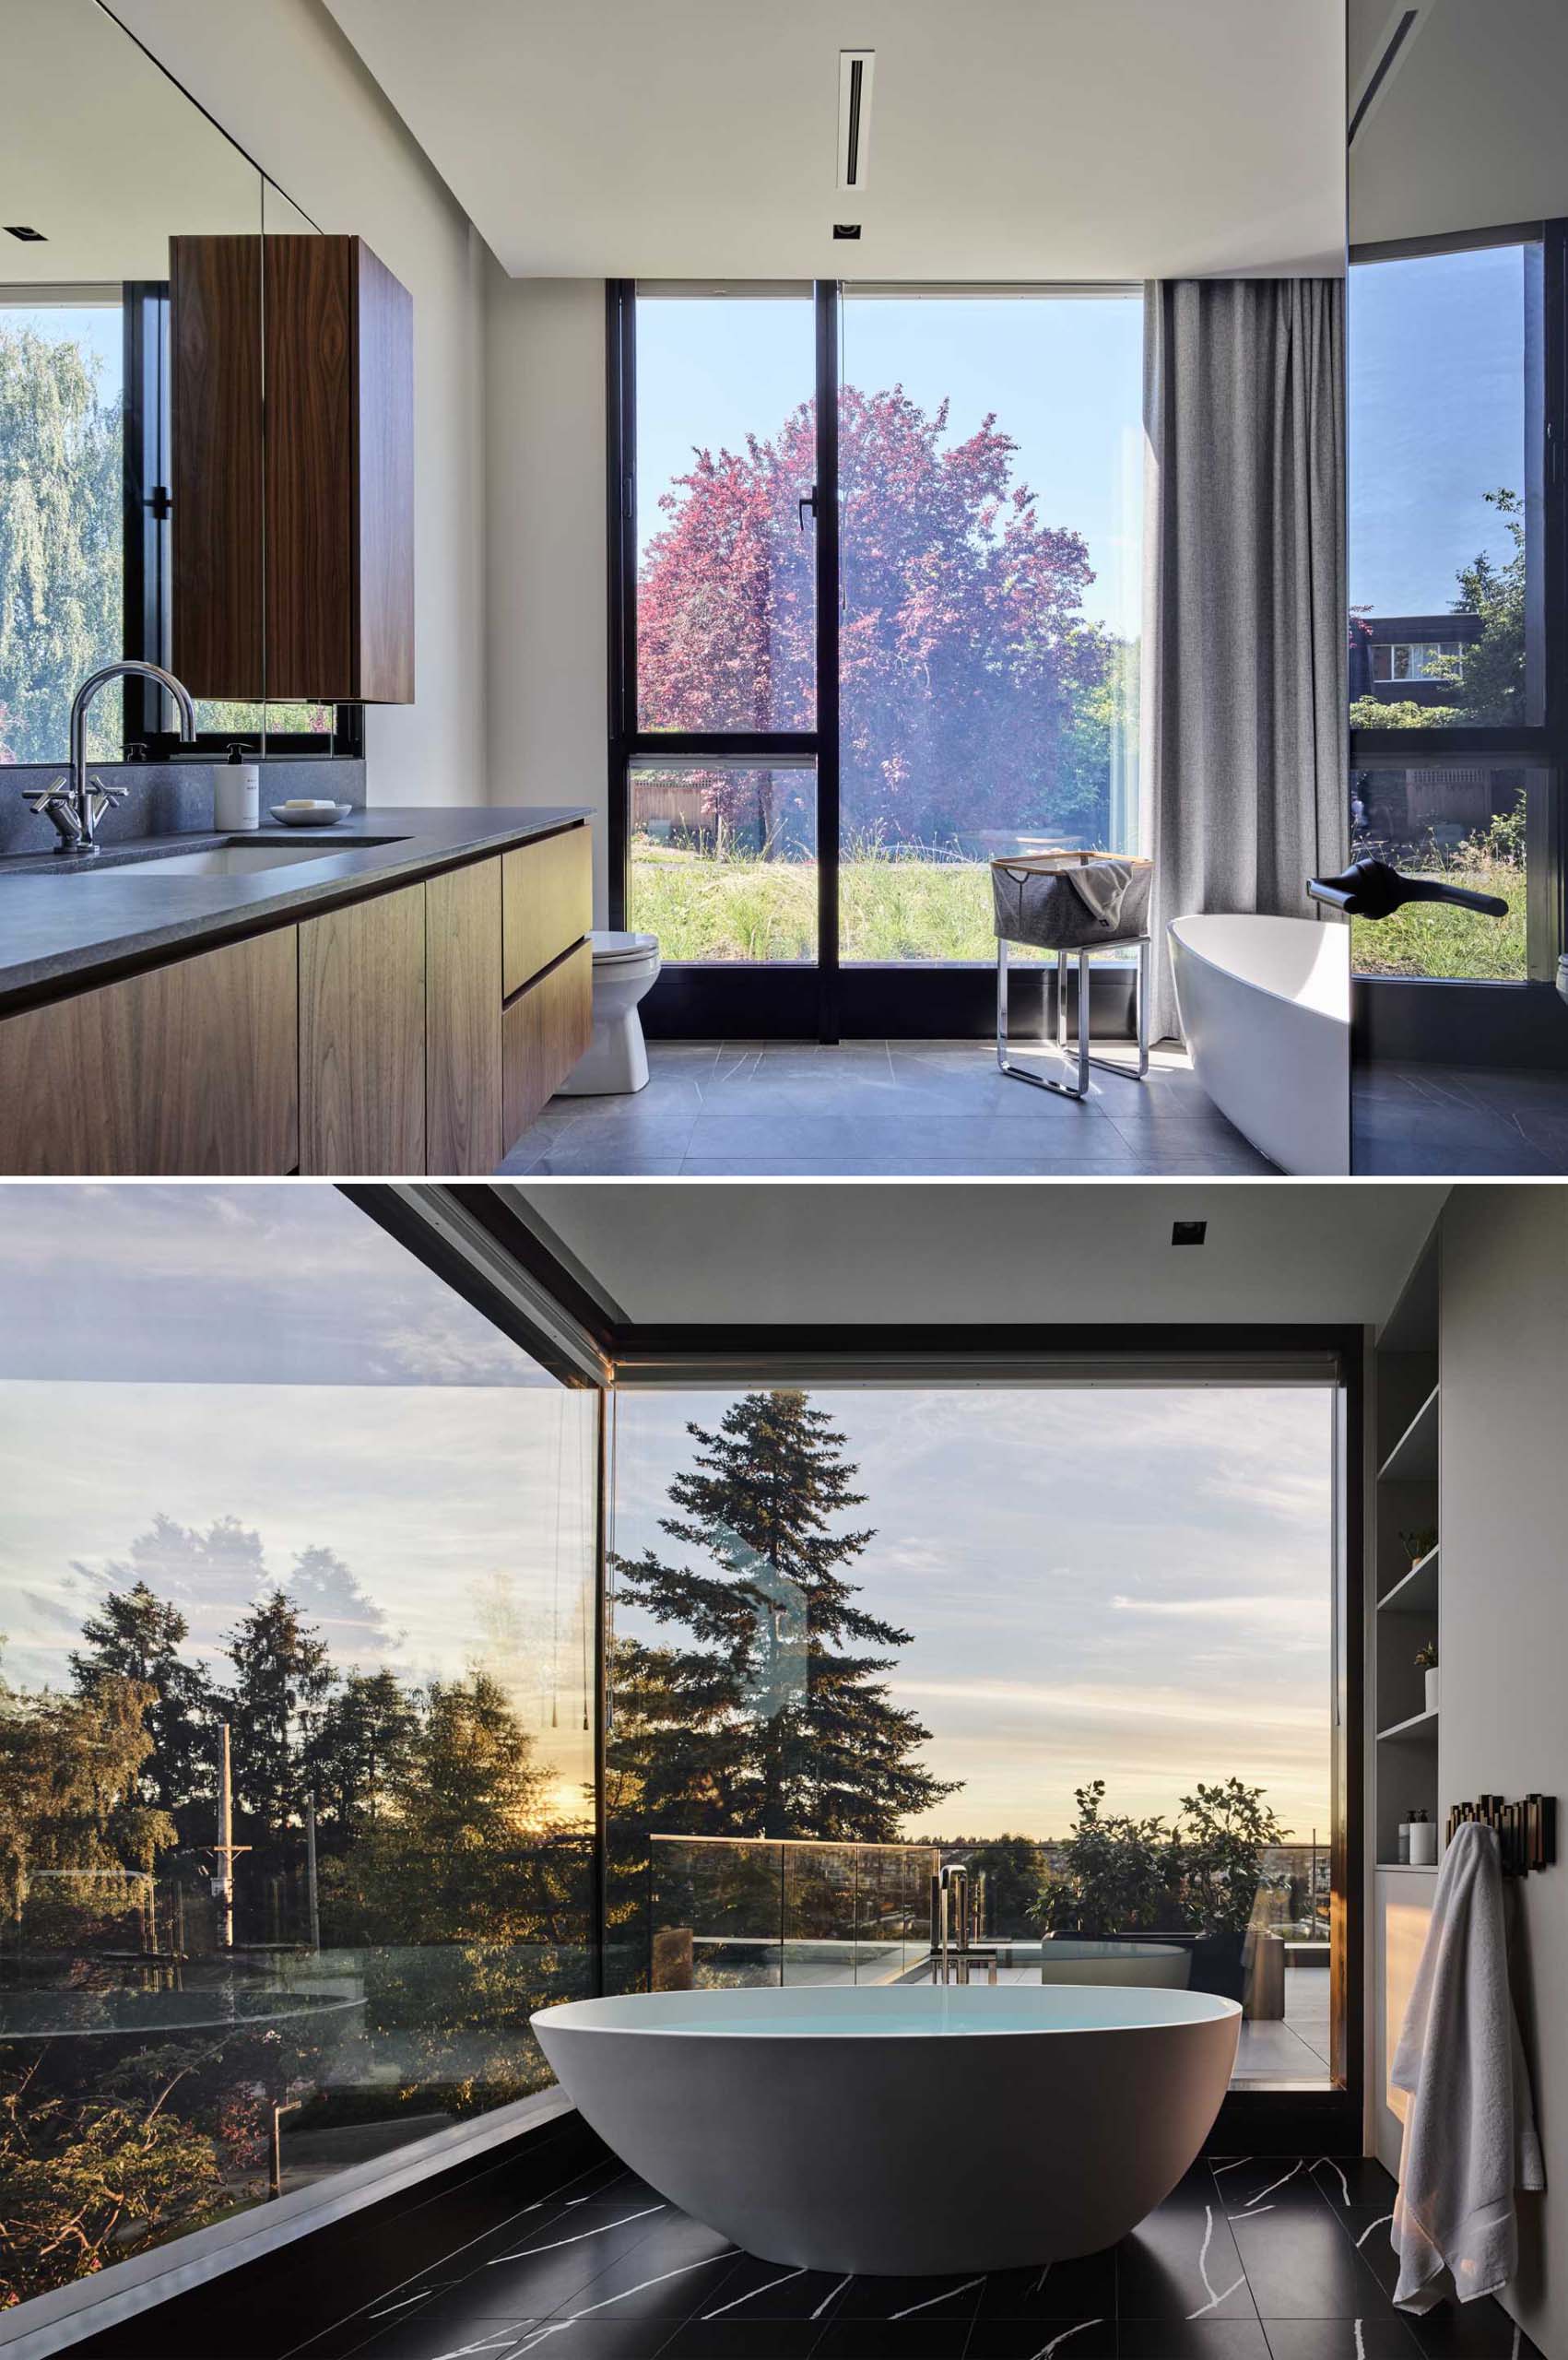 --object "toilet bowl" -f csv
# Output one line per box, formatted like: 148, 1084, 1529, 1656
557, 931, 661, 1095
